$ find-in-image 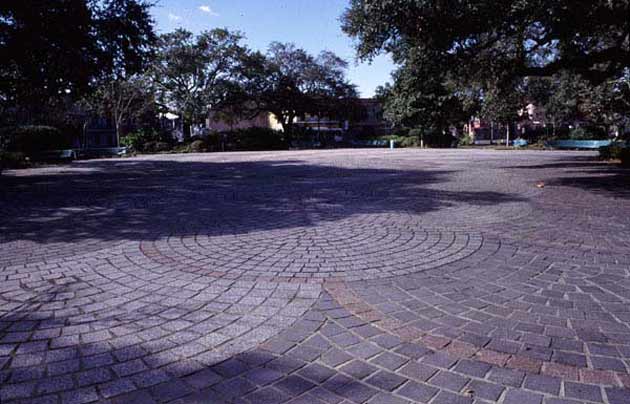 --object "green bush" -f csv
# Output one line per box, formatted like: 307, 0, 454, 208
414, 128, 456, 148
398, 136, 420, 148
458, 134, 474, 146
227, 128, 287, 151
599, 144, 624, 160
119, 132, 146, 151
386, 135, 420, 148
0, 151, 28, 171
569, 125, 608, 140
3, 126, 69, 155
121, 128, 173, 152
142, 141, 171, 153
189, 139, 207, 152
